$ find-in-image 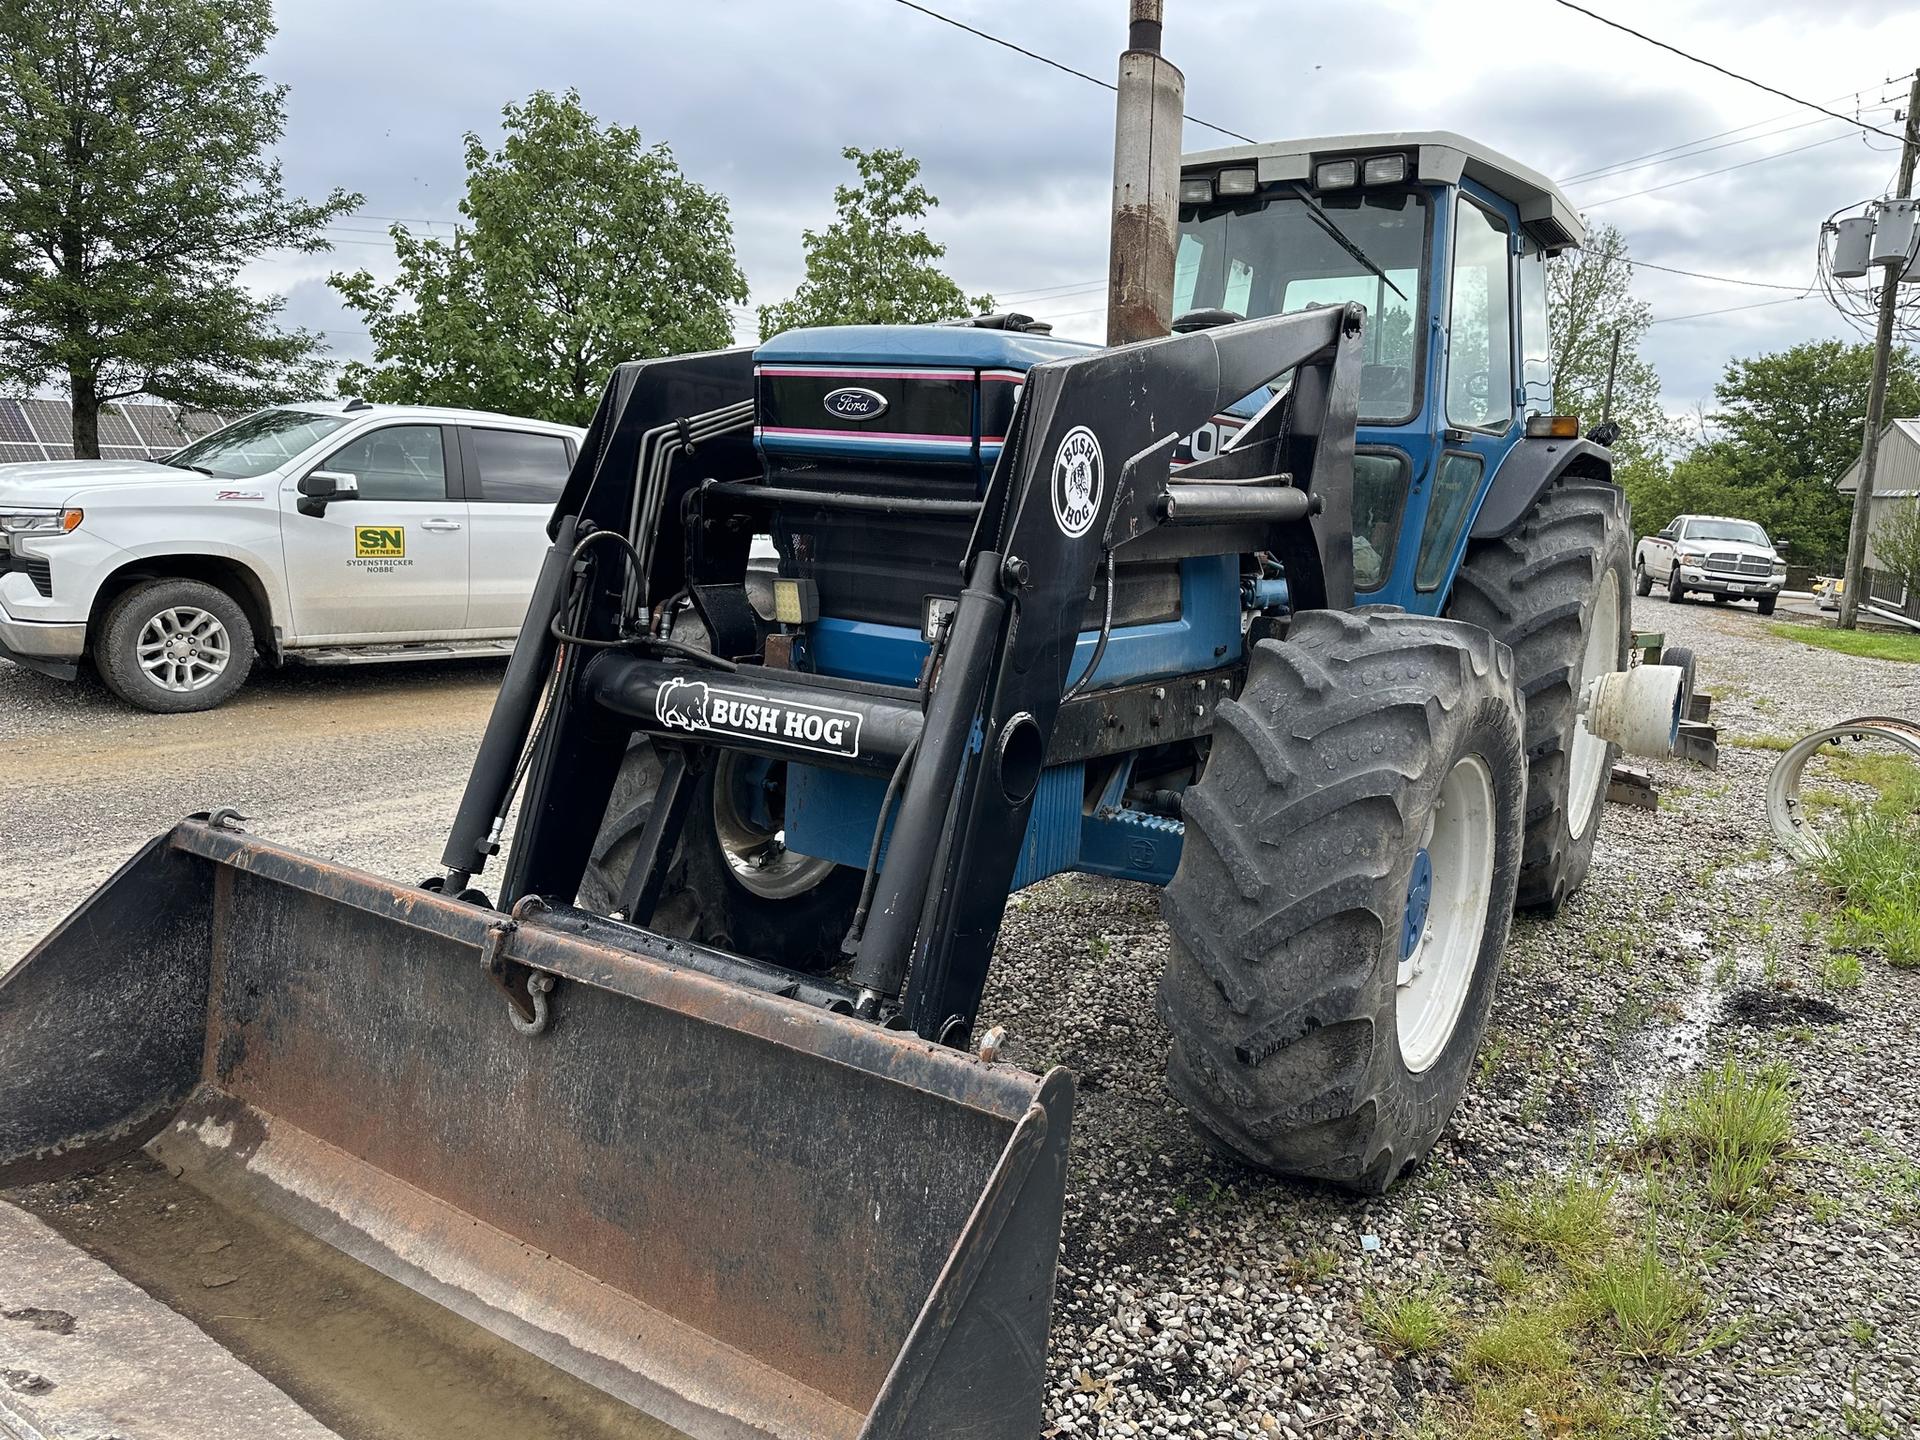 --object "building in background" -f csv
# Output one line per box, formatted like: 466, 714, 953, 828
1835, 418, 1920, 571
